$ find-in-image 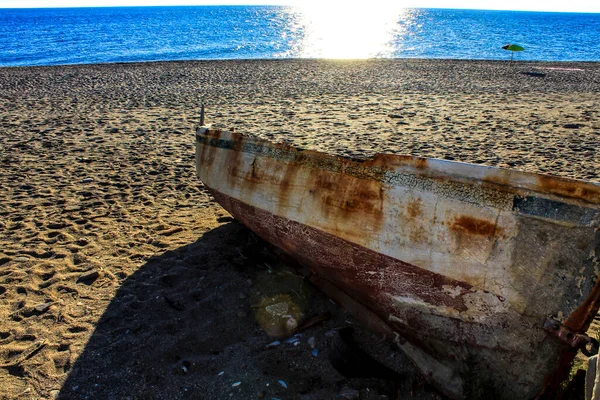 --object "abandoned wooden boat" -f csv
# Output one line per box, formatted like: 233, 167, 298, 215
195, 124, 600, 399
